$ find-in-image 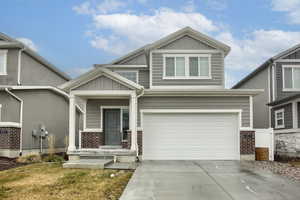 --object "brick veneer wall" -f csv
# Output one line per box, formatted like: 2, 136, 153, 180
0, 127, 20, 149
240, 131, 255, 154
137, 131, 143, 155
81, 132, 104, 148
